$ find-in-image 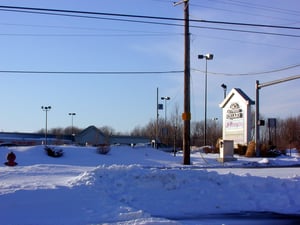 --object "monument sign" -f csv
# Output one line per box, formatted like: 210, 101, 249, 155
219, 88, 255, 147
